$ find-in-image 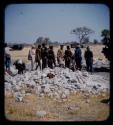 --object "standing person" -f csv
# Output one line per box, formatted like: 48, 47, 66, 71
4, 43, 11, 72
41, 43, 48, 69
57, 45, 64, 67
84, 46, 93, 72
28, 45, 36, 71
64, 46, 72, 68
35, 45, 41, 70
74, 44, 82, 70
48, 46, 56, 69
